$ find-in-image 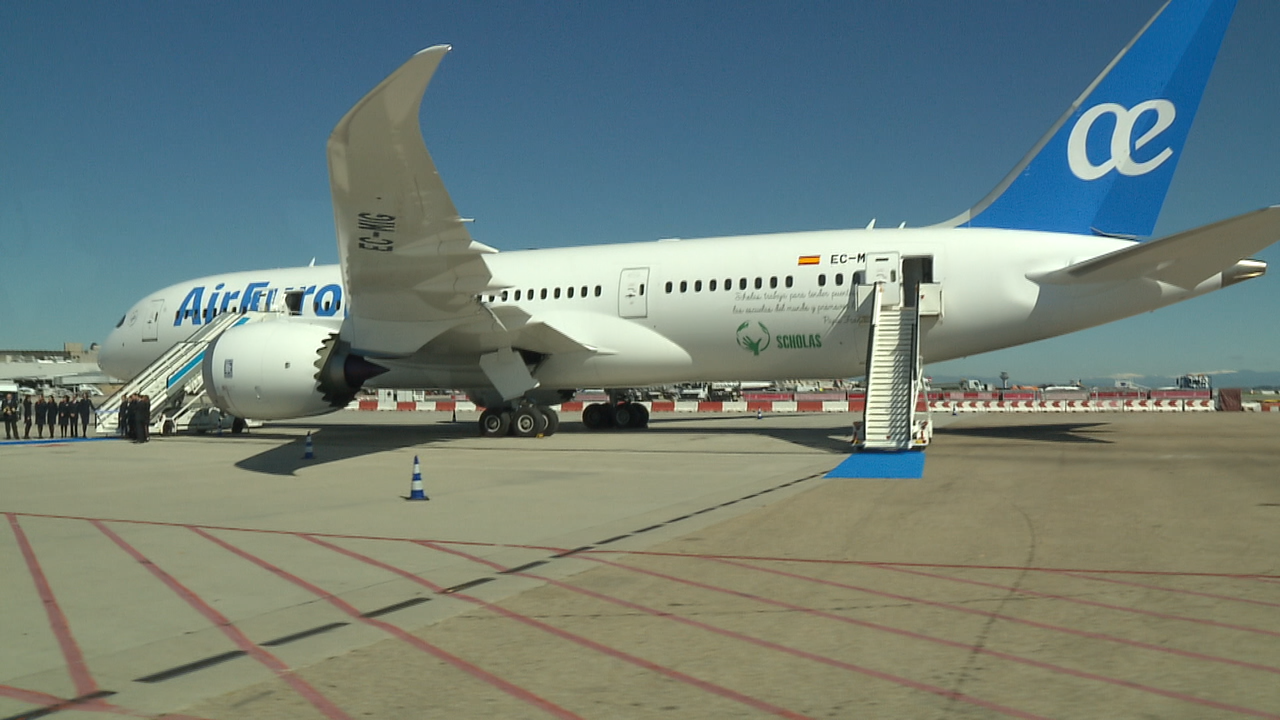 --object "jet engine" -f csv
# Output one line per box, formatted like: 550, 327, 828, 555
202, 321, 385, 420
